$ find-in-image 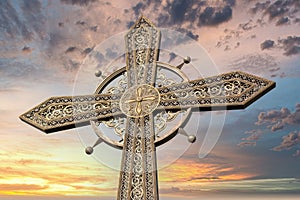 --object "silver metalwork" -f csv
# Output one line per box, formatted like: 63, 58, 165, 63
19, 16, 276, 200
